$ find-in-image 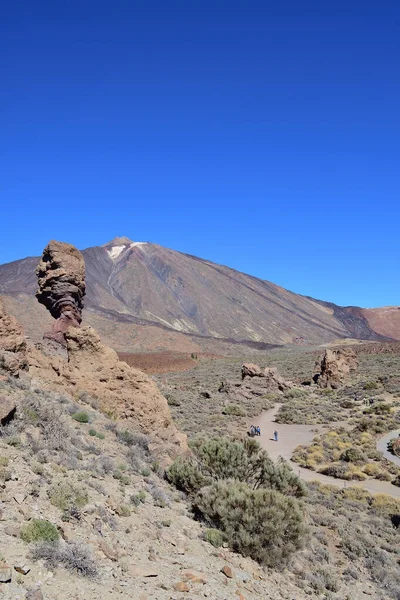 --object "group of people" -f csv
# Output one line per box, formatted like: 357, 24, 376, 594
249, 425, 279, 441
363, 397, 374, 406
249, 425, 261, 436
